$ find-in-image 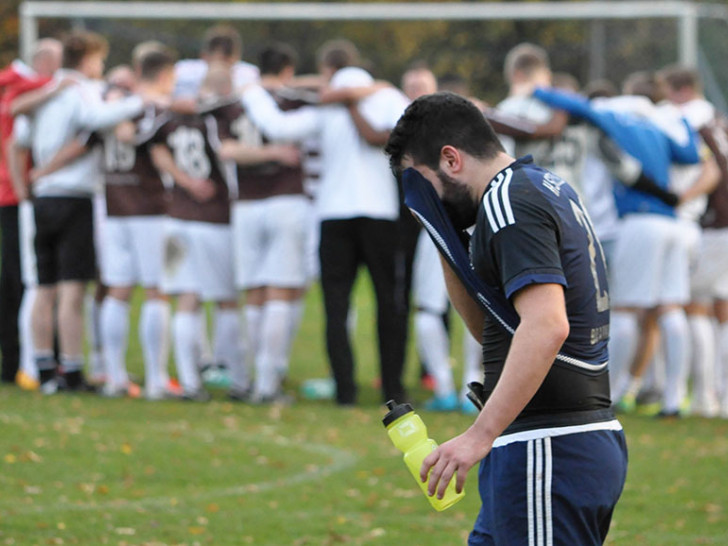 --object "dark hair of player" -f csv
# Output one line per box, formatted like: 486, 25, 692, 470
139, 48, 177, 82
202, 25, 242, 59
659, 64, 701, 93
259, 42, 298, 76
62, 31, 108, 69
385, 92, 504, 176
316, 39, 360, 71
